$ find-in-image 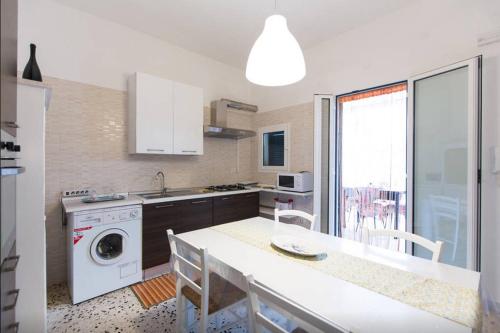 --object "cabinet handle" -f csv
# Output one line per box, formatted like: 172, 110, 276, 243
245, 194, 256, 197
191, 200, 207, 204
221, 197, 231, 200
147, 149, 165, 152
3, 289, 20, 311
182, 150, 197, 153
155, 204, 174, 209
1, 256, 20, 272
7, 323, 19, 333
